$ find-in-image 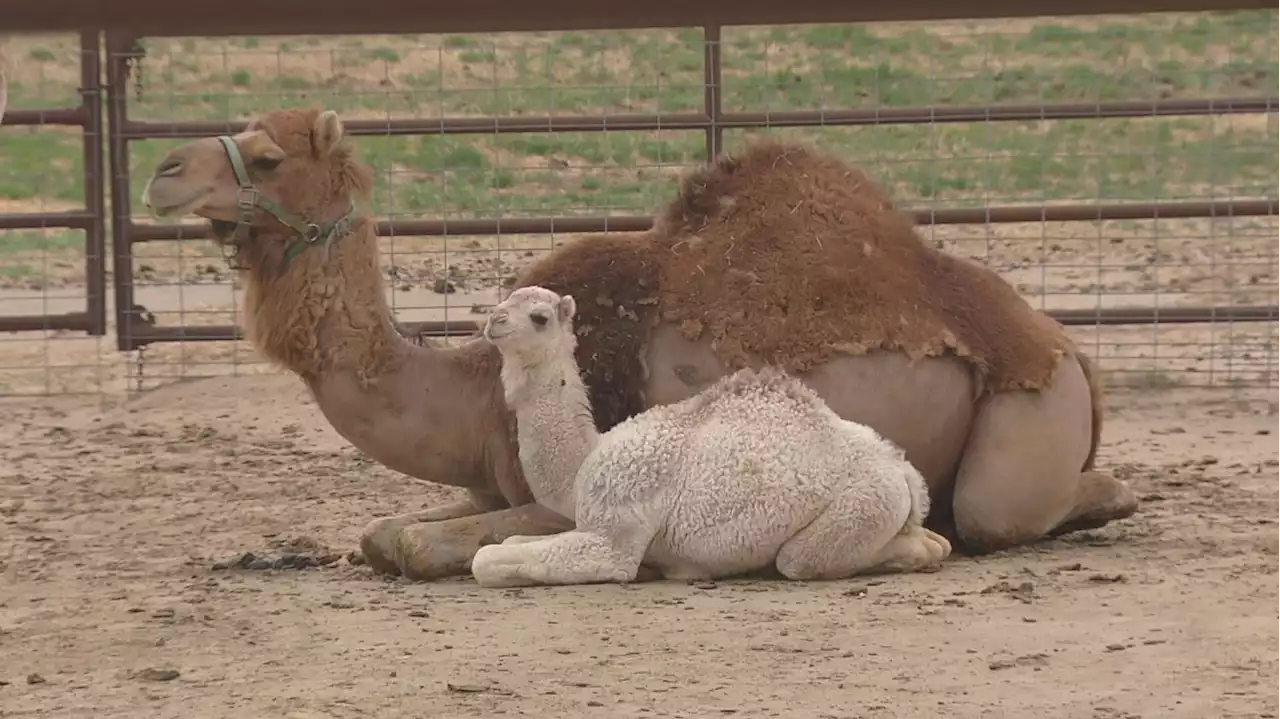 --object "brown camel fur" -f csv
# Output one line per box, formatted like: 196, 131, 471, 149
141, 107, 1138, 581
